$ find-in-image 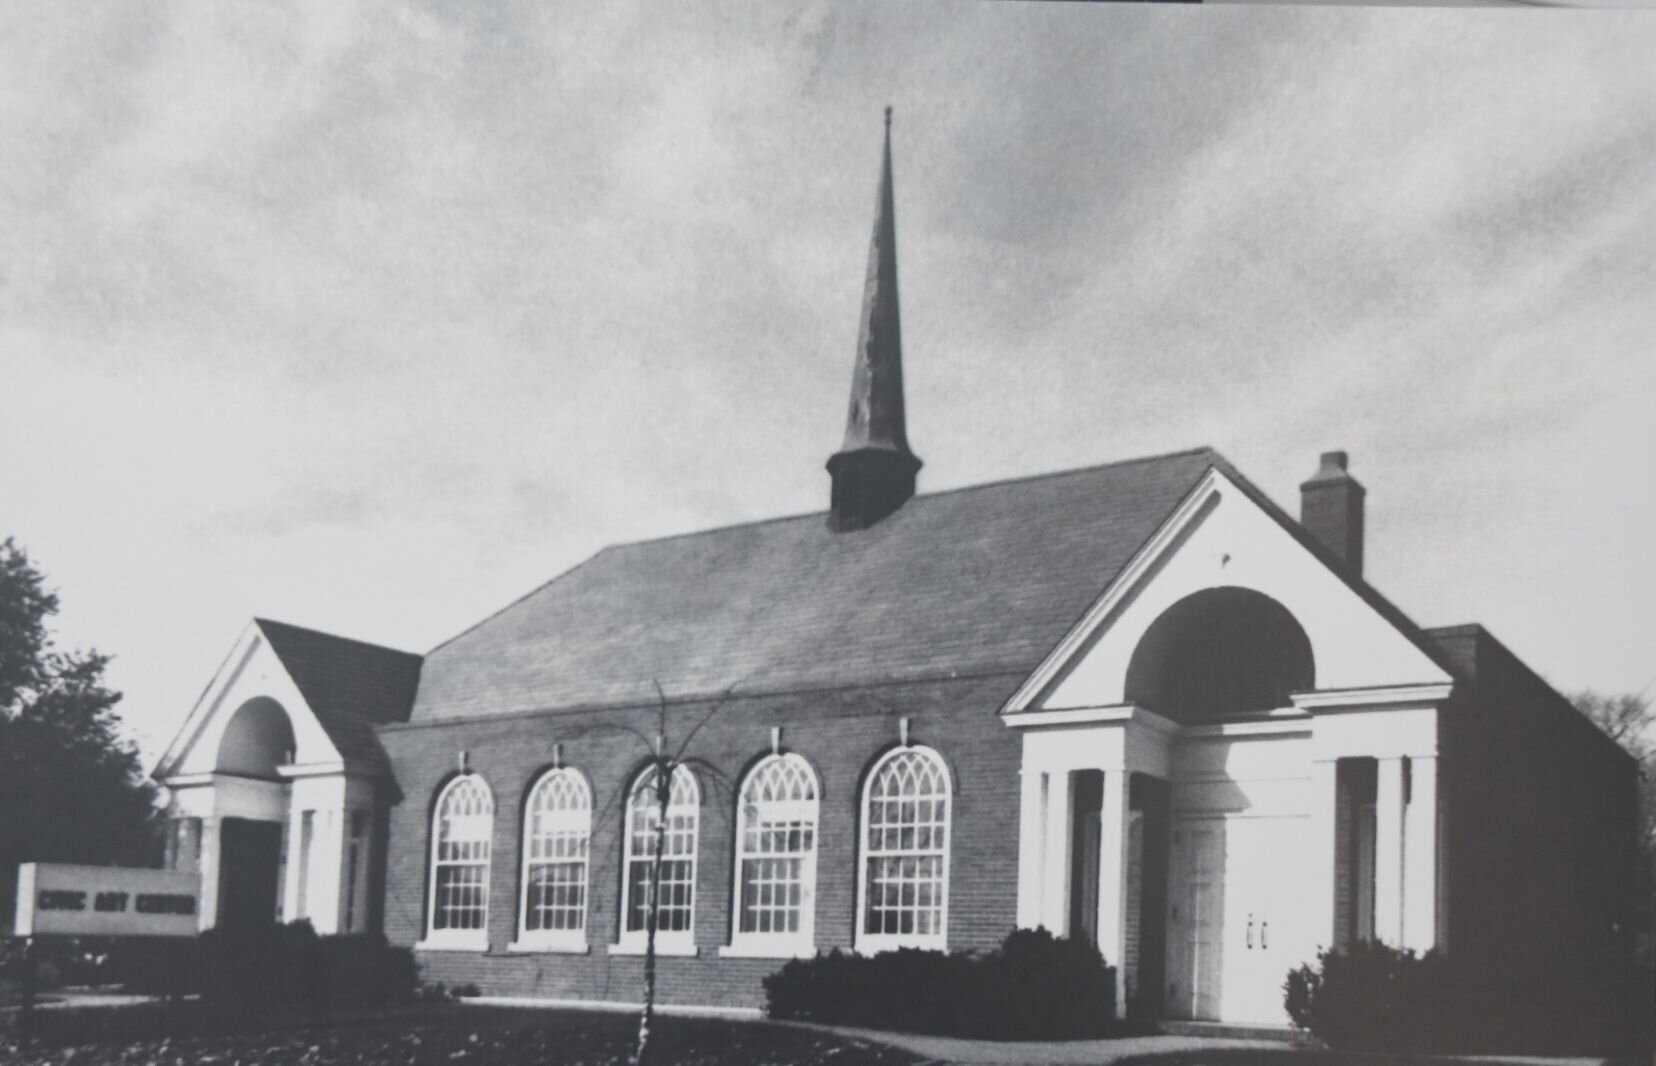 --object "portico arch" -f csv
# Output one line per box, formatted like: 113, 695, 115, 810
212, 697, 295, 927
1124, 587, 1313, 723
215, 696, 296, 779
